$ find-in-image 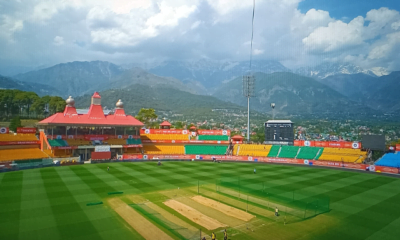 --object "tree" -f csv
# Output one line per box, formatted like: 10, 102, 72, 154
173, 121, 183, 129
135, 108, 158, 127
49, 96, 65, 114
9, 116, 22, 132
